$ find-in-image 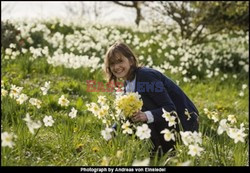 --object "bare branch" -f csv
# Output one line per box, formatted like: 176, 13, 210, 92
112, 1, 145, 26
112, 1, 134, 8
